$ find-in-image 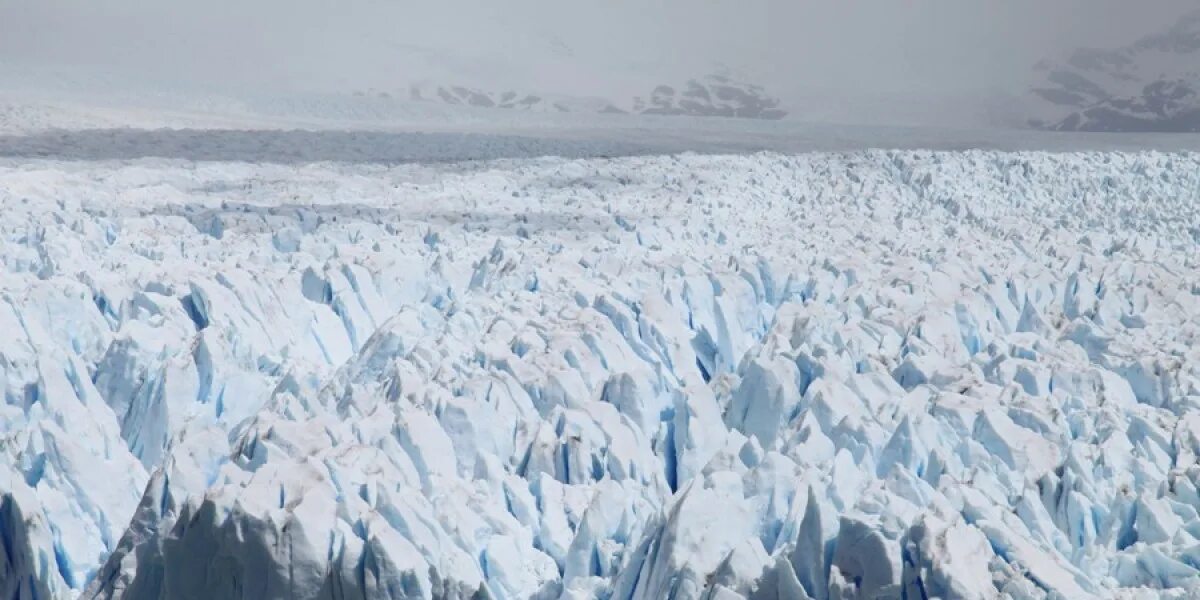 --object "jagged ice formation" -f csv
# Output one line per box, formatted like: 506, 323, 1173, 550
1, 150, 1199, 599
